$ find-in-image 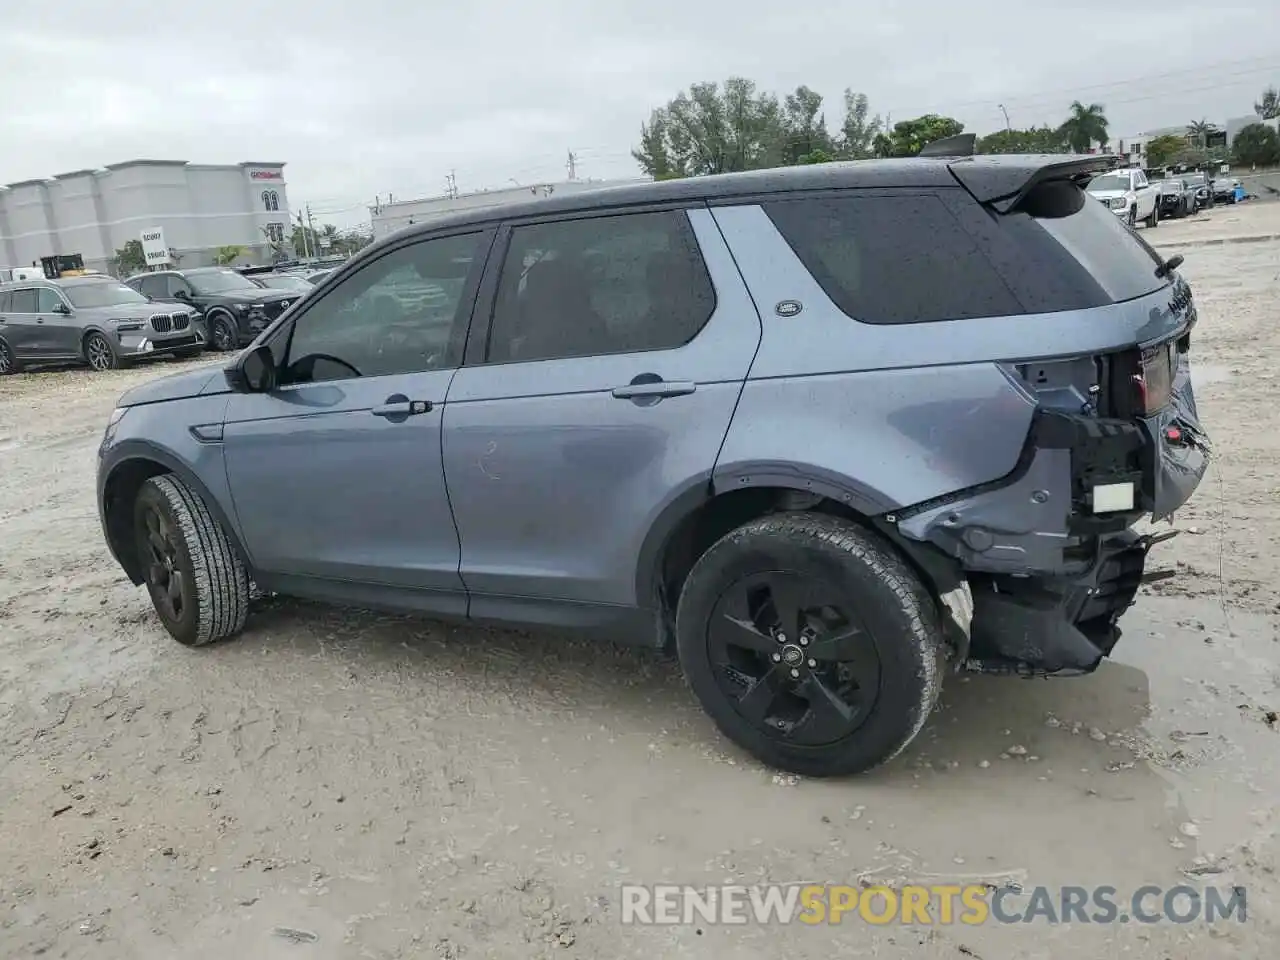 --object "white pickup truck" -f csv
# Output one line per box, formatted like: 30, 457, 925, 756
1086, 169, 1160, 228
